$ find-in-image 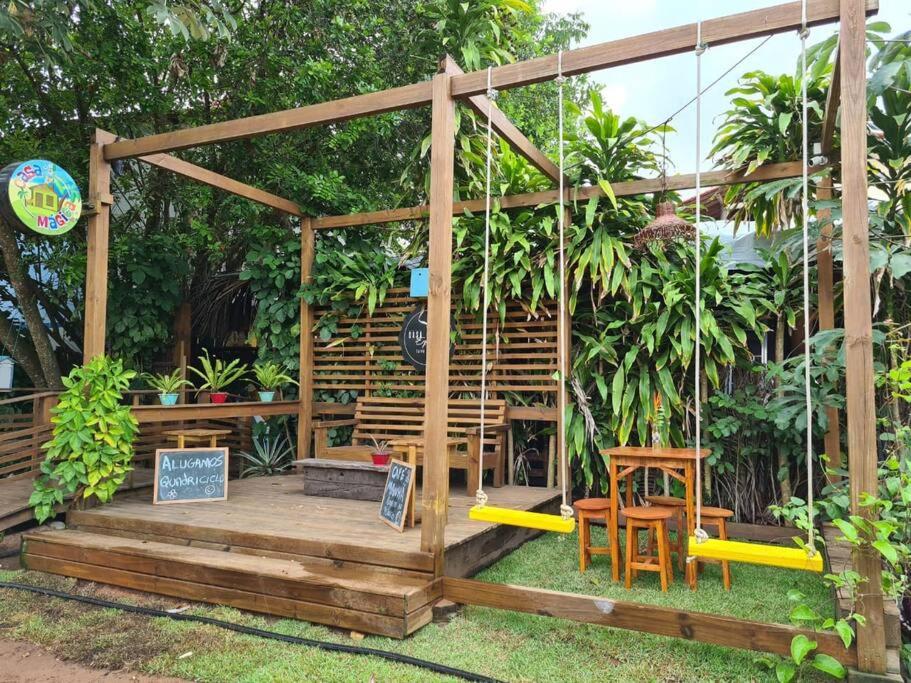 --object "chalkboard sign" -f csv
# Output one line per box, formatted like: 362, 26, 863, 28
399, 305, 428, 371
379, 460, 415, 532
153, 447, 229, 505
